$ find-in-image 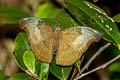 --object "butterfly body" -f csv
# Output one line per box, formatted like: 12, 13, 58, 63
52, 27, 61, 51
19, 17, 101, 66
